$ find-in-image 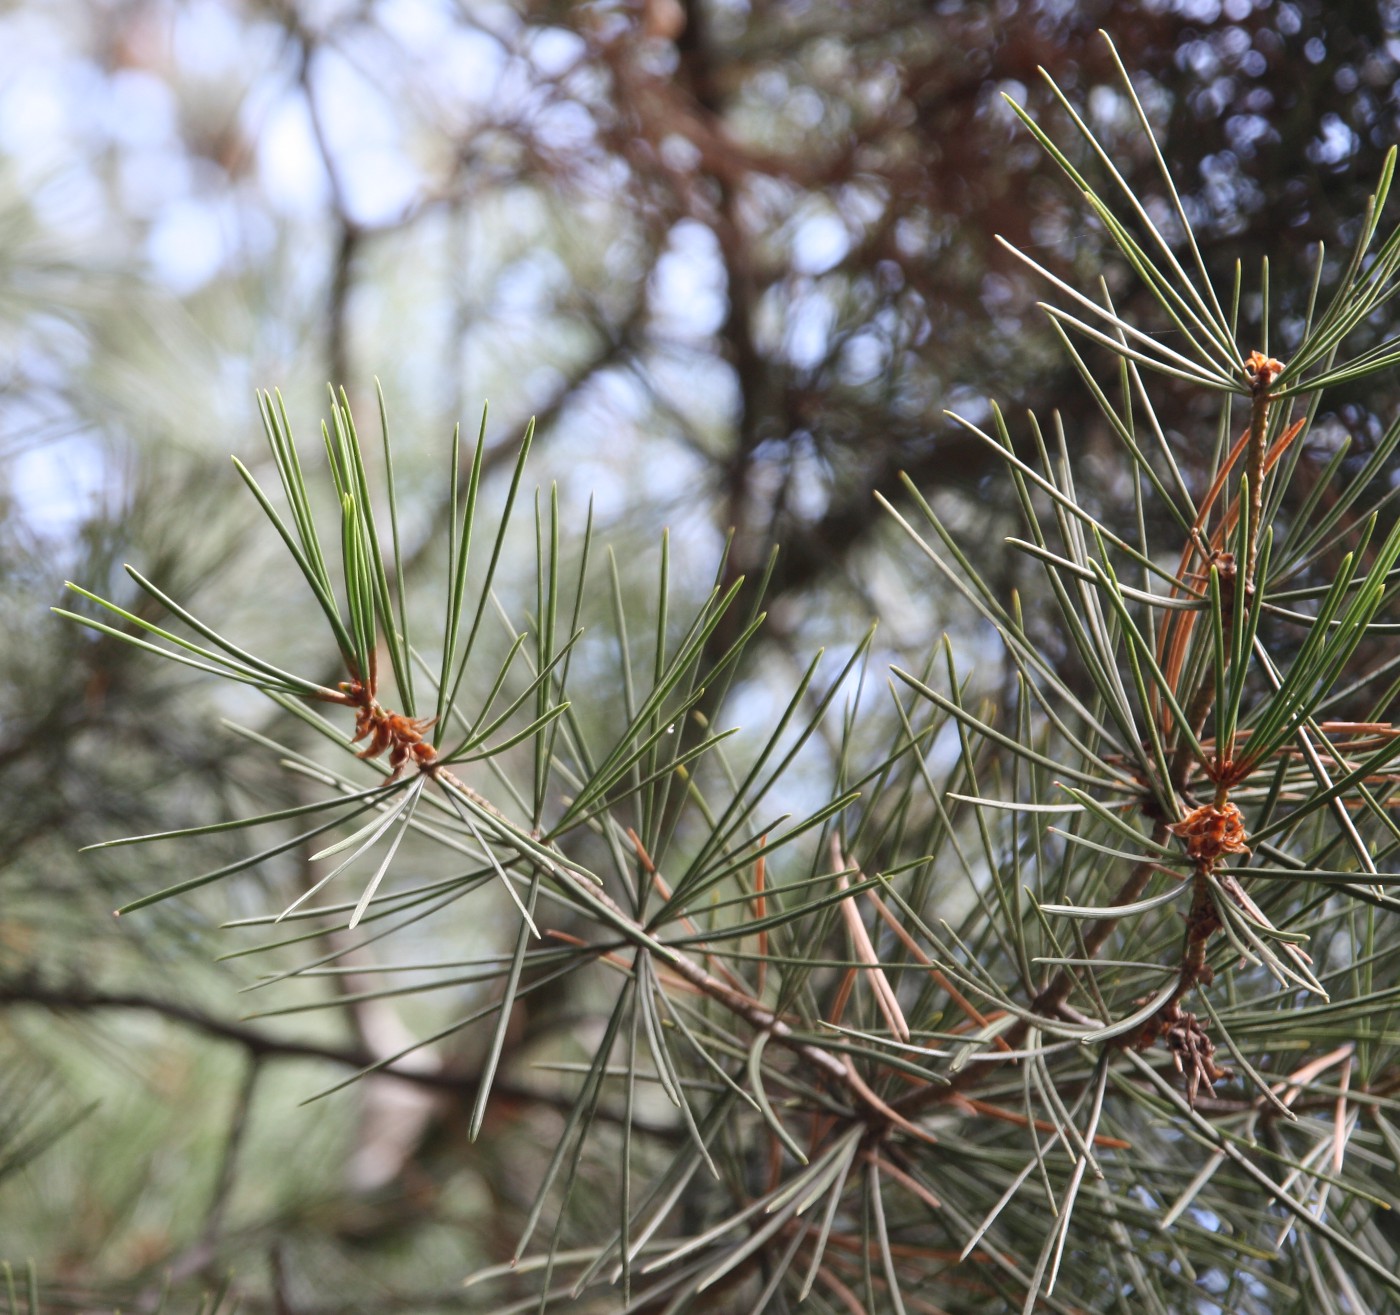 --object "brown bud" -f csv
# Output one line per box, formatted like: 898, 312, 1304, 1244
1168, 801, 1250, 864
